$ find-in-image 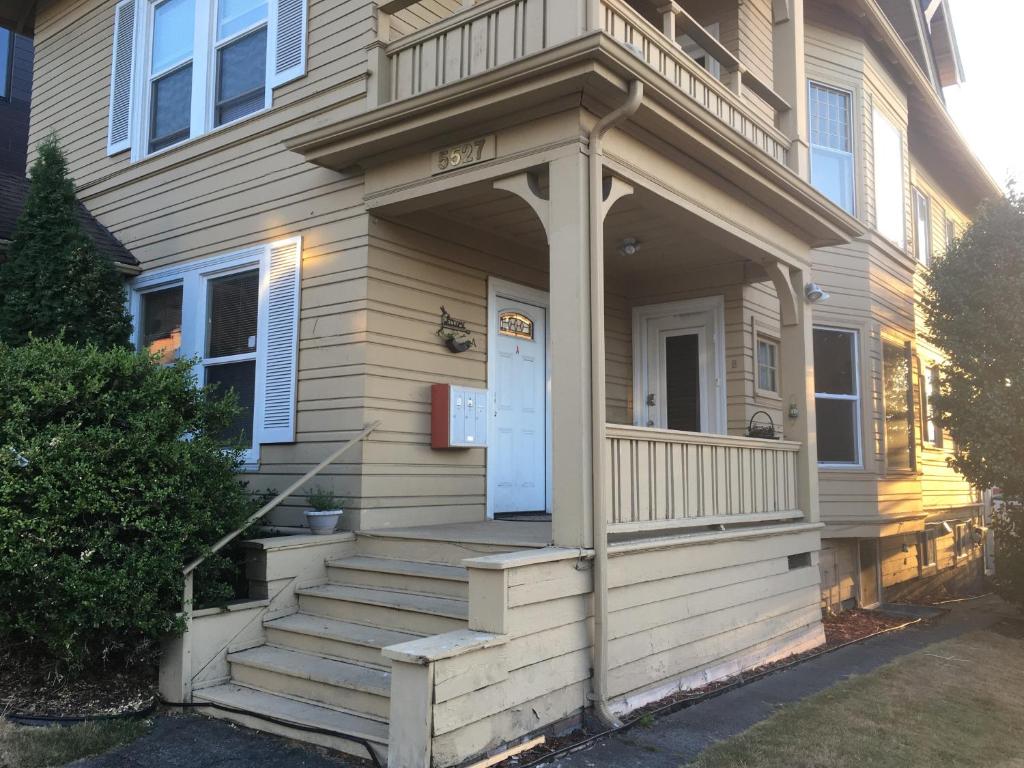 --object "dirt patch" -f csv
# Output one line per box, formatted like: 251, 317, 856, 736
822, 609, 912, 647
0, 645, 156, 718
